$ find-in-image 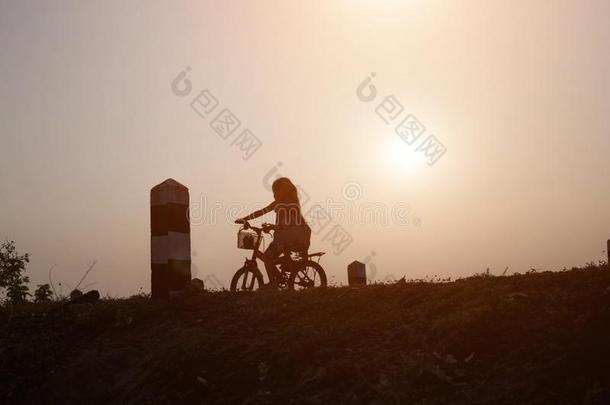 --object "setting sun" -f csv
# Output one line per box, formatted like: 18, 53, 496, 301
384, 135, 428, 173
